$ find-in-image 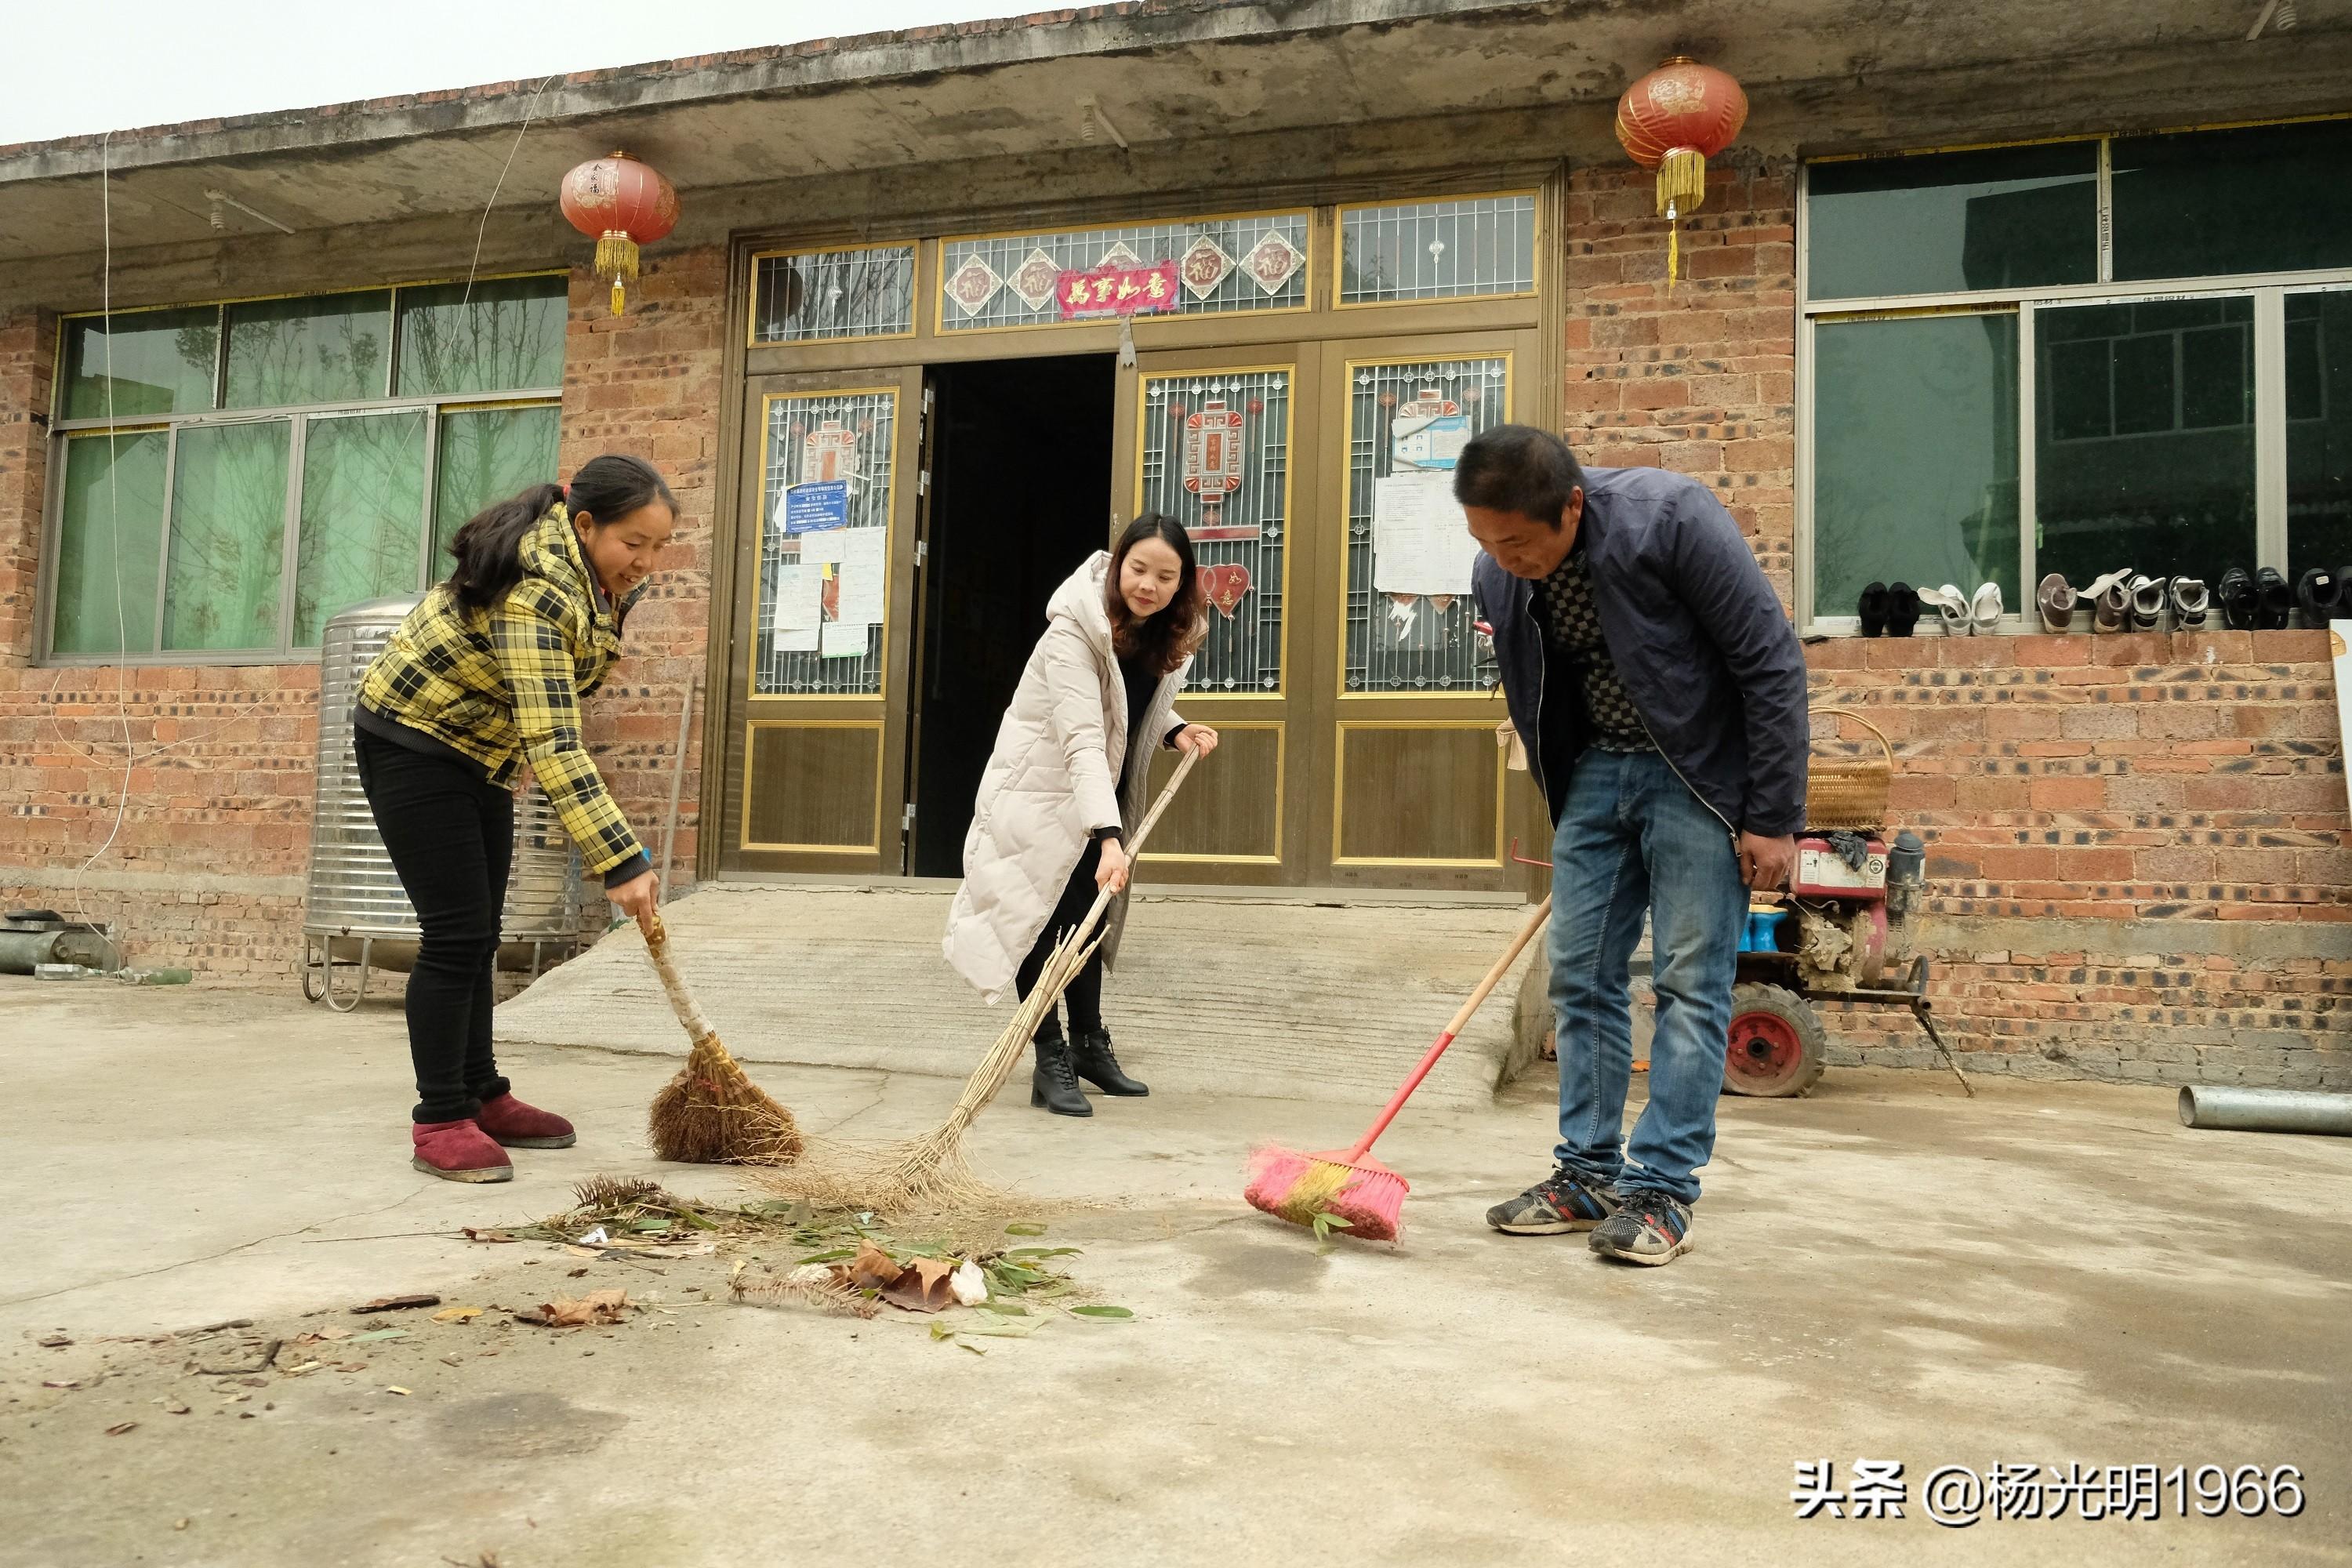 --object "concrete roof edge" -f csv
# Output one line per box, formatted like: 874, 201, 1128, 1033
0, 0, 1549, 183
